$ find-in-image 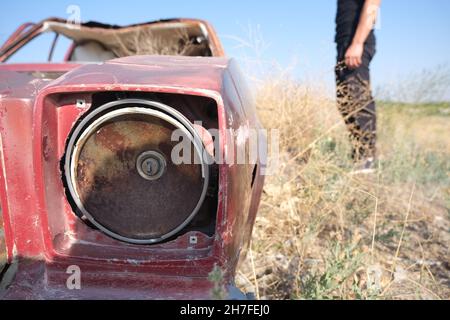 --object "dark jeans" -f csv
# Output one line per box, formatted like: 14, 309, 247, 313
335, 40, 376, 160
